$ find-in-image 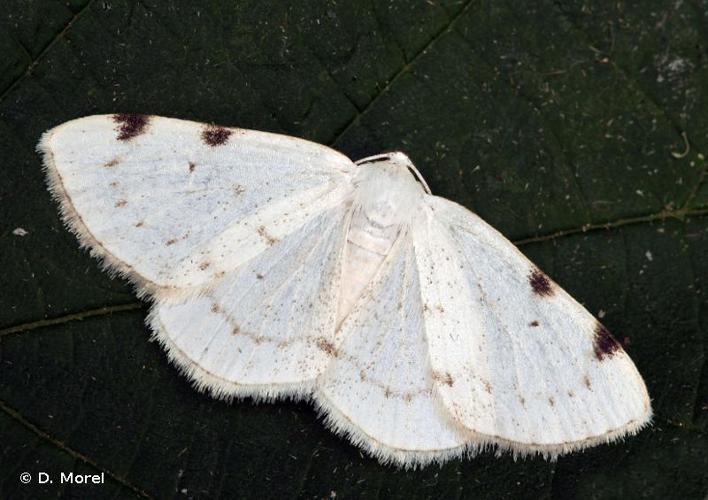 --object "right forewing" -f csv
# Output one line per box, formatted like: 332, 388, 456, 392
413, 196, 651, 457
